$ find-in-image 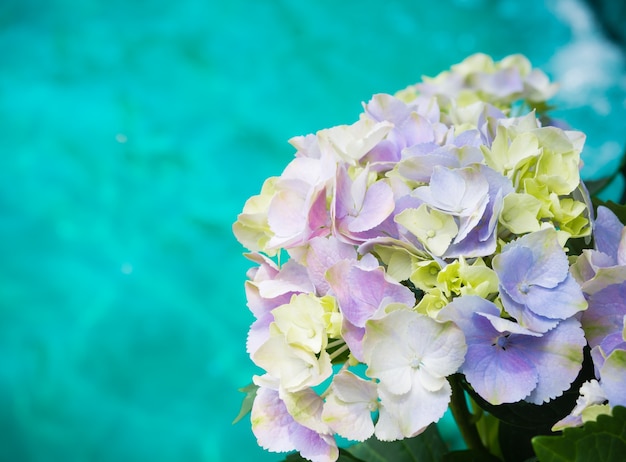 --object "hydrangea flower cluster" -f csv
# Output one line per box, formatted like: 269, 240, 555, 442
233, 53, 626, 462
